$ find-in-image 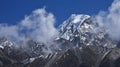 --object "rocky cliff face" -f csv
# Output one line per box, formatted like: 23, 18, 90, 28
0, 45, 120, 67
0, 14, 120, 67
